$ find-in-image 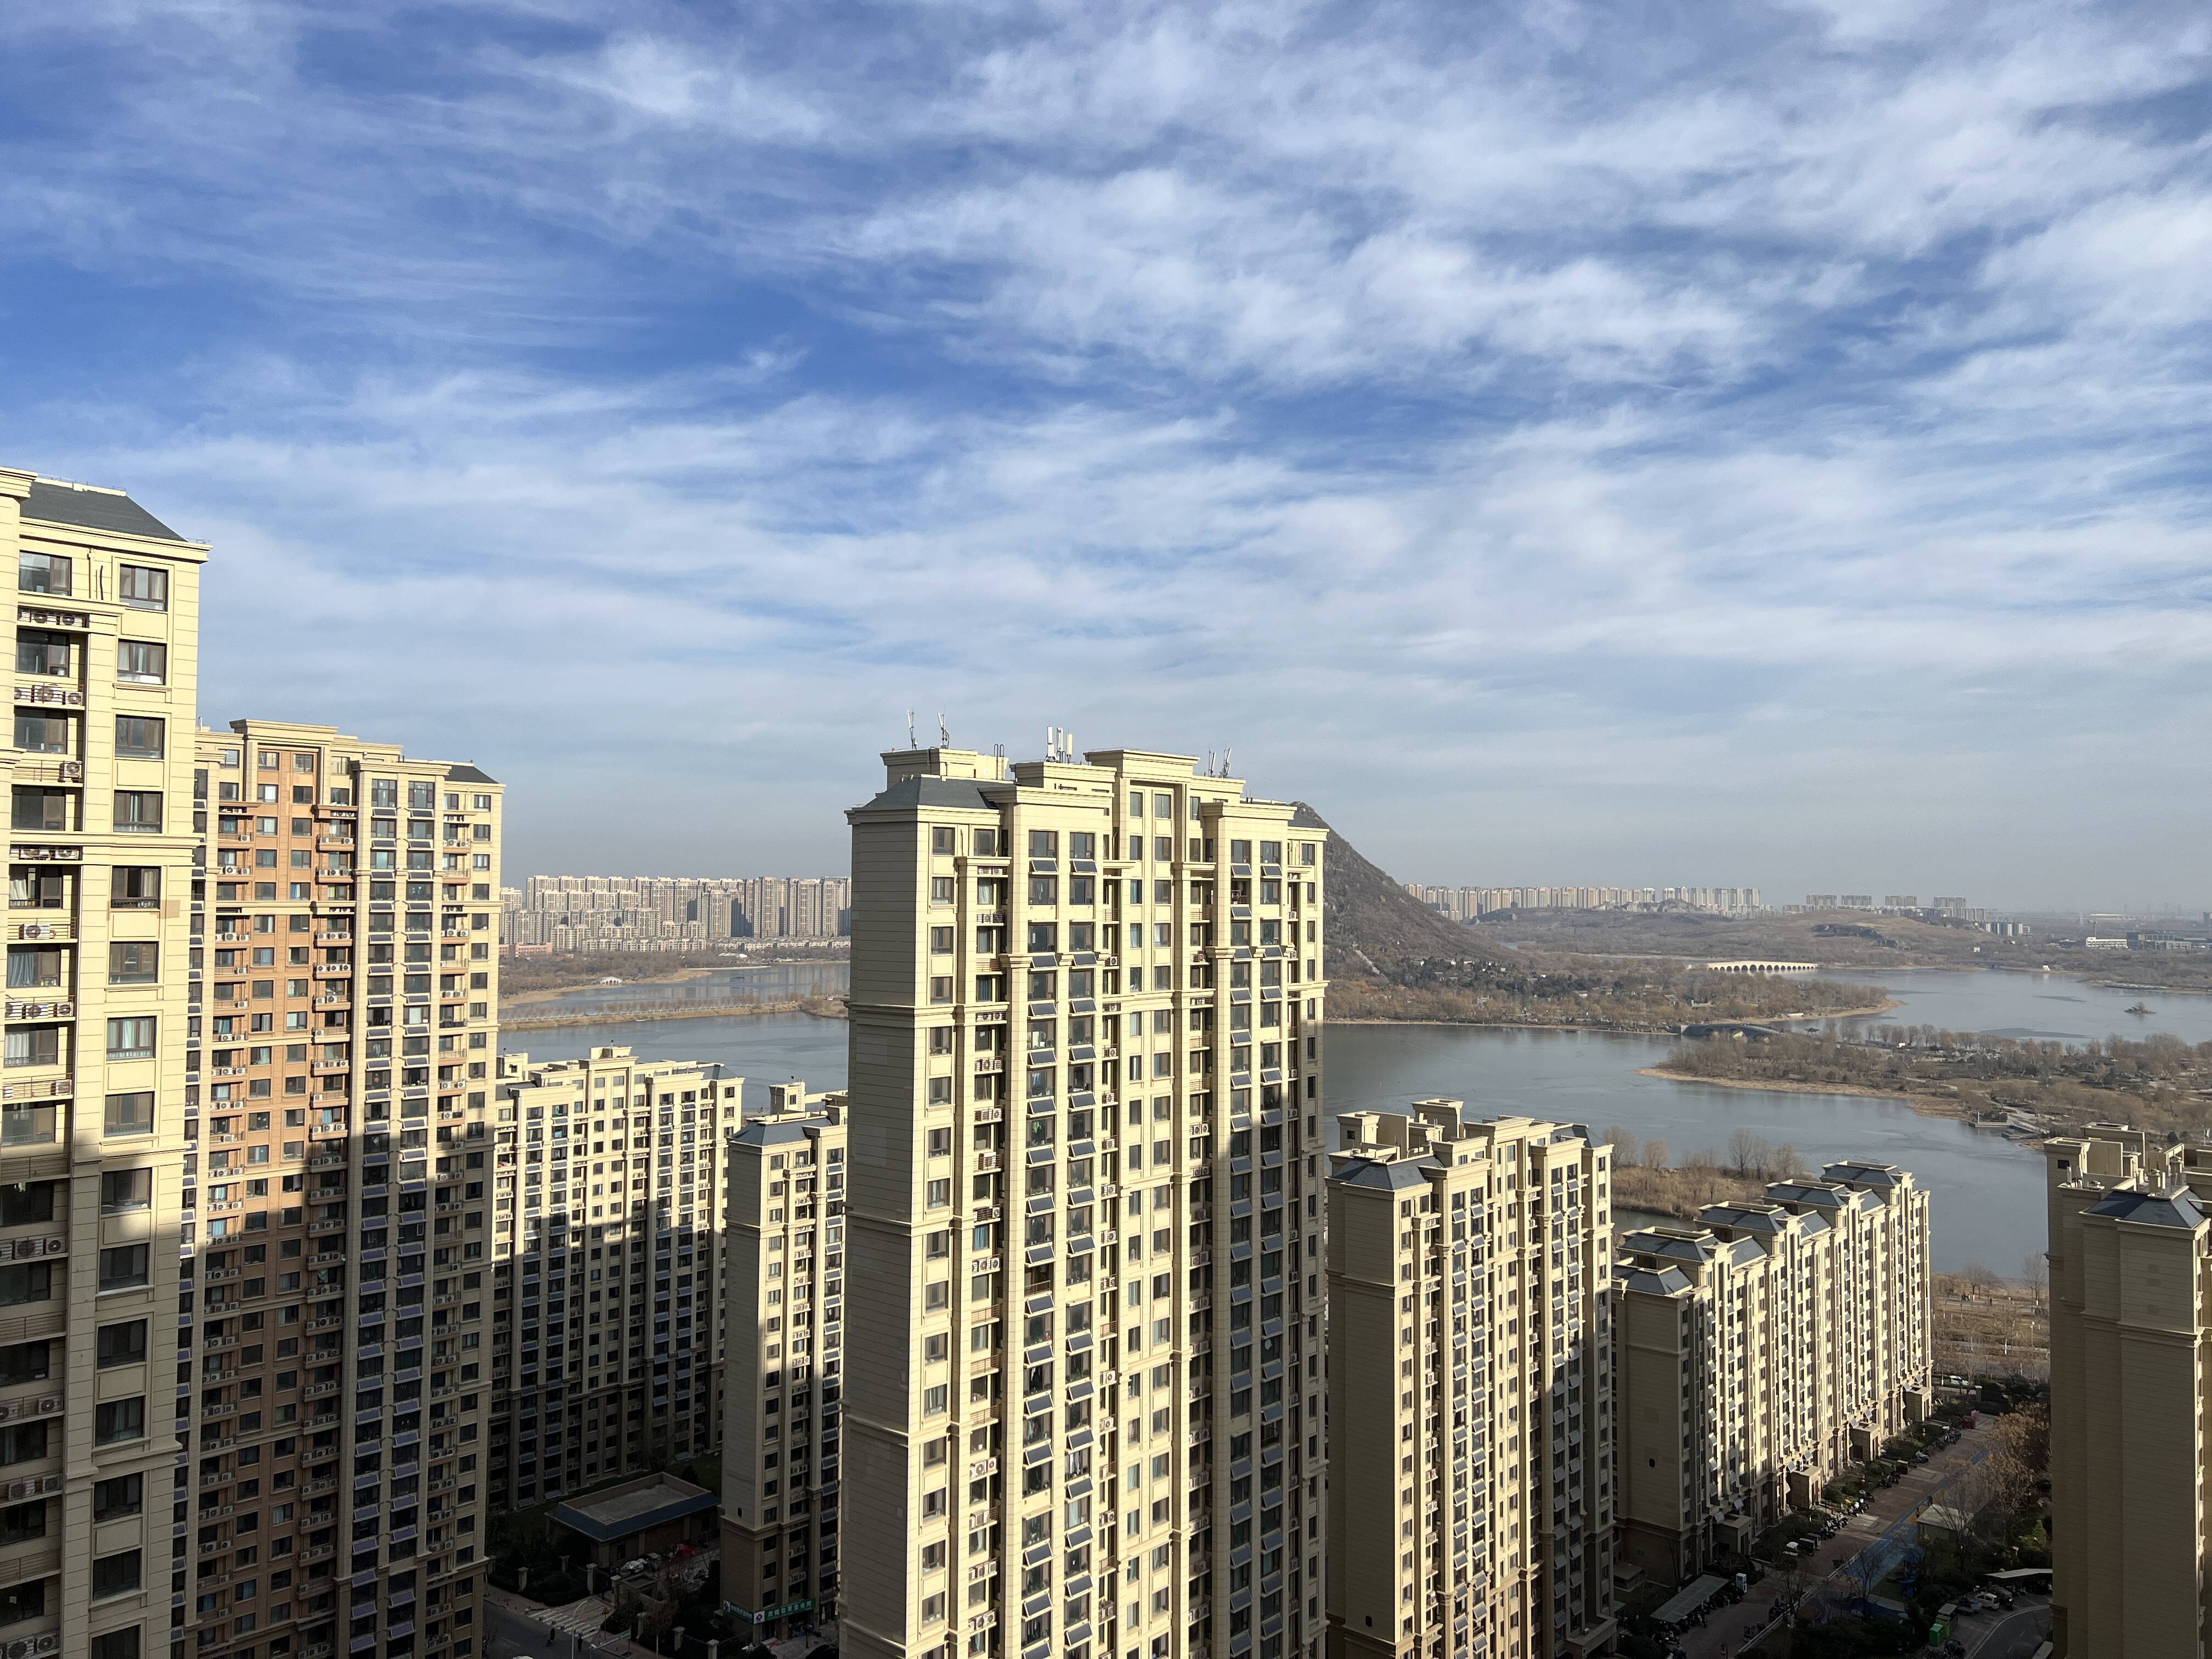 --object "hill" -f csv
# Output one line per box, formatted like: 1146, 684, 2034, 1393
1291, 804, 1508, 975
